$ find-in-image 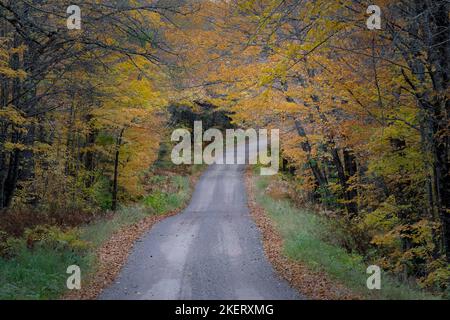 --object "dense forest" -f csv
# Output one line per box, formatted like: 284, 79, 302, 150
0, 0, 449, 297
